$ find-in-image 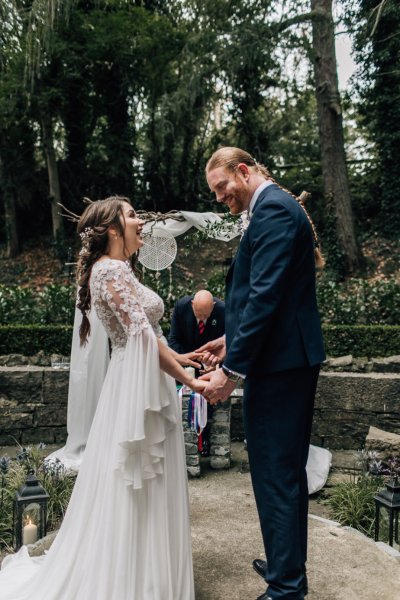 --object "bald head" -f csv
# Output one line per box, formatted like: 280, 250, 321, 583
192, 290, 215, 321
